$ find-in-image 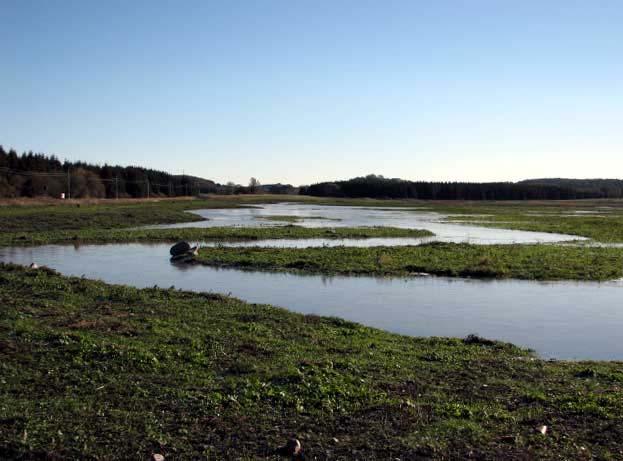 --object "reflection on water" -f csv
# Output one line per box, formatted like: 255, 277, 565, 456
148, 203, 583, 245
1, 242, 621, 360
